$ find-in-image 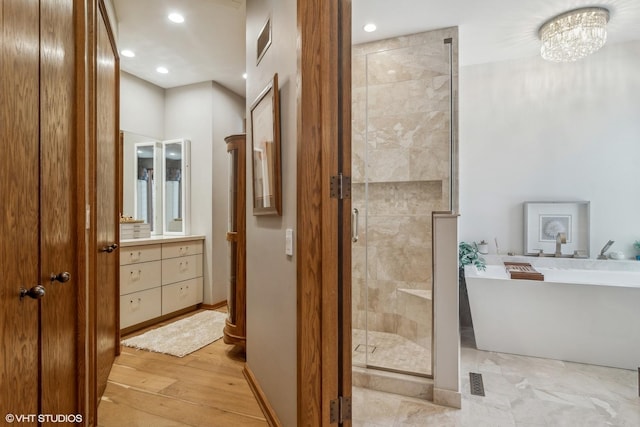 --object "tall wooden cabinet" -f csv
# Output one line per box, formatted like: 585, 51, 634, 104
223, 134, 247, 348
0, 1, 119, 425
